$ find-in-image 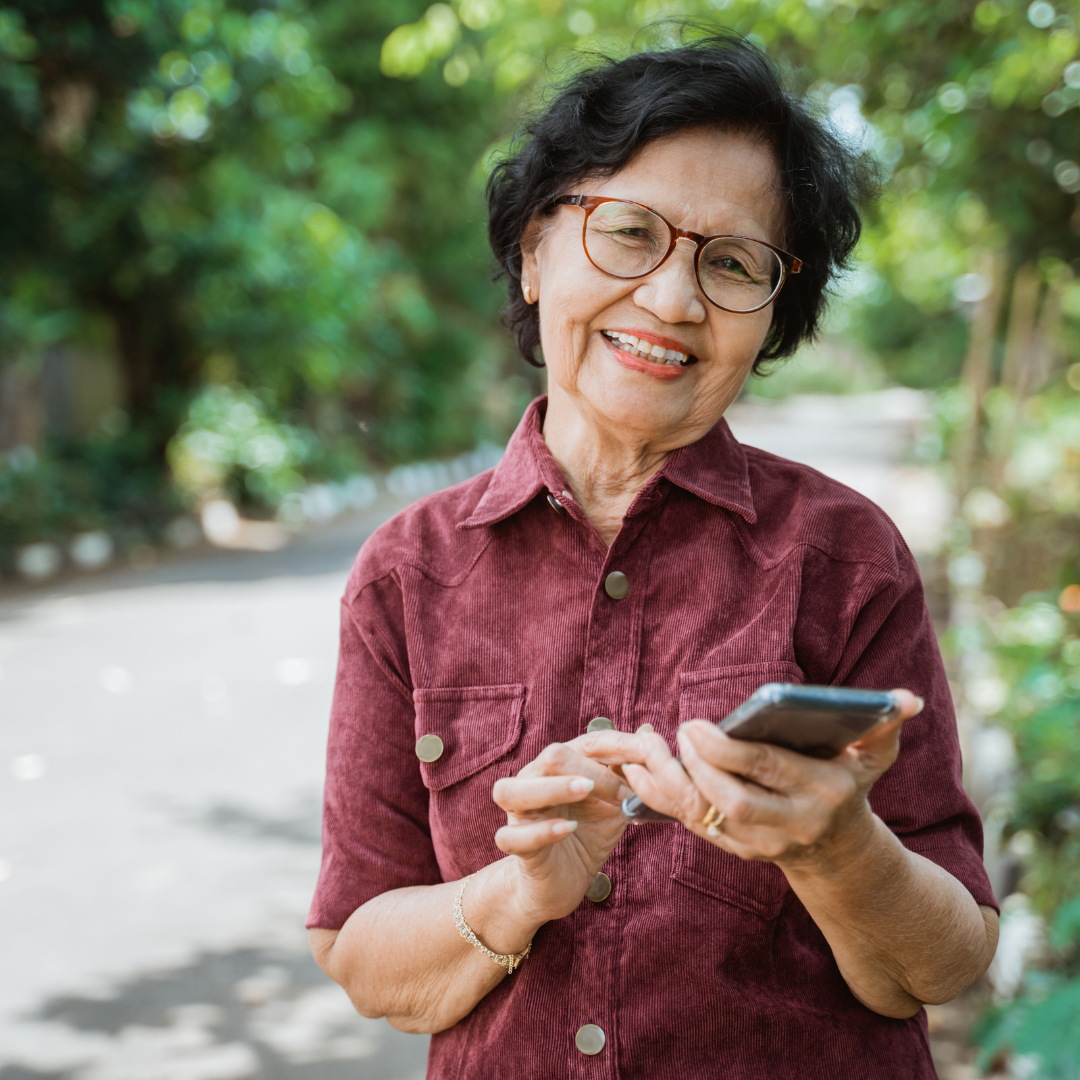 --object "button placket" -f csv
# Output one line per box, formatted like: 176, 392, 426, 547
566, 519, 654, 1079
